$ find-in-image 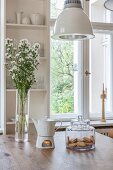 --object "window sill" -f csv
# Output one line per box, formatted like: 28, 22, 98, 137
50, 113, 77, 122
90, 120, 113, 127
55, 119, 113, 129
